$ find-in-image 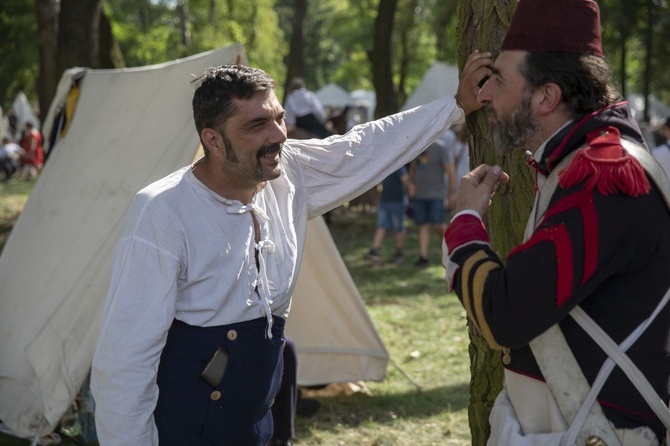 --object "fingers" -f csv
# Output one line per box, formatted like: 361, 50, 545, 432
465, 164, 509, 191
456, 50, 493, 115
455, 164, 509, 216
462, 50, 493, 78
467, 164, 494, 184
480, 165, 505, 190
